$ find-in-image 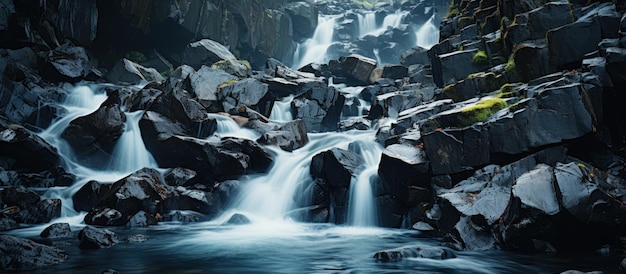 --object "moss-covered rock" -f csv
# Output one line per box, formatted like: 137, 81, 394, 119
459, 97, 508, 125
